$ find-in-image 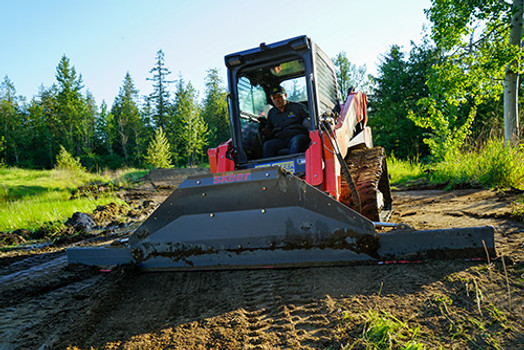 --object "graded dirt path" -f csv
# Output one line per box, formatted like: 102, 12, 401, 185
0, 180, 523, 349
